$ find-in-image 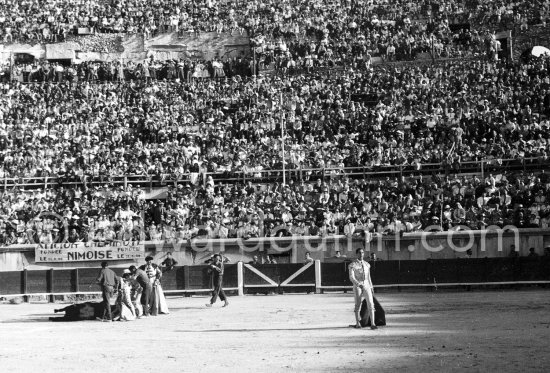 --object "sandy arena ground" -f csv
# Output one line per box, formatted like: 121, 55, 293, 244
1, 290, 549, 373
